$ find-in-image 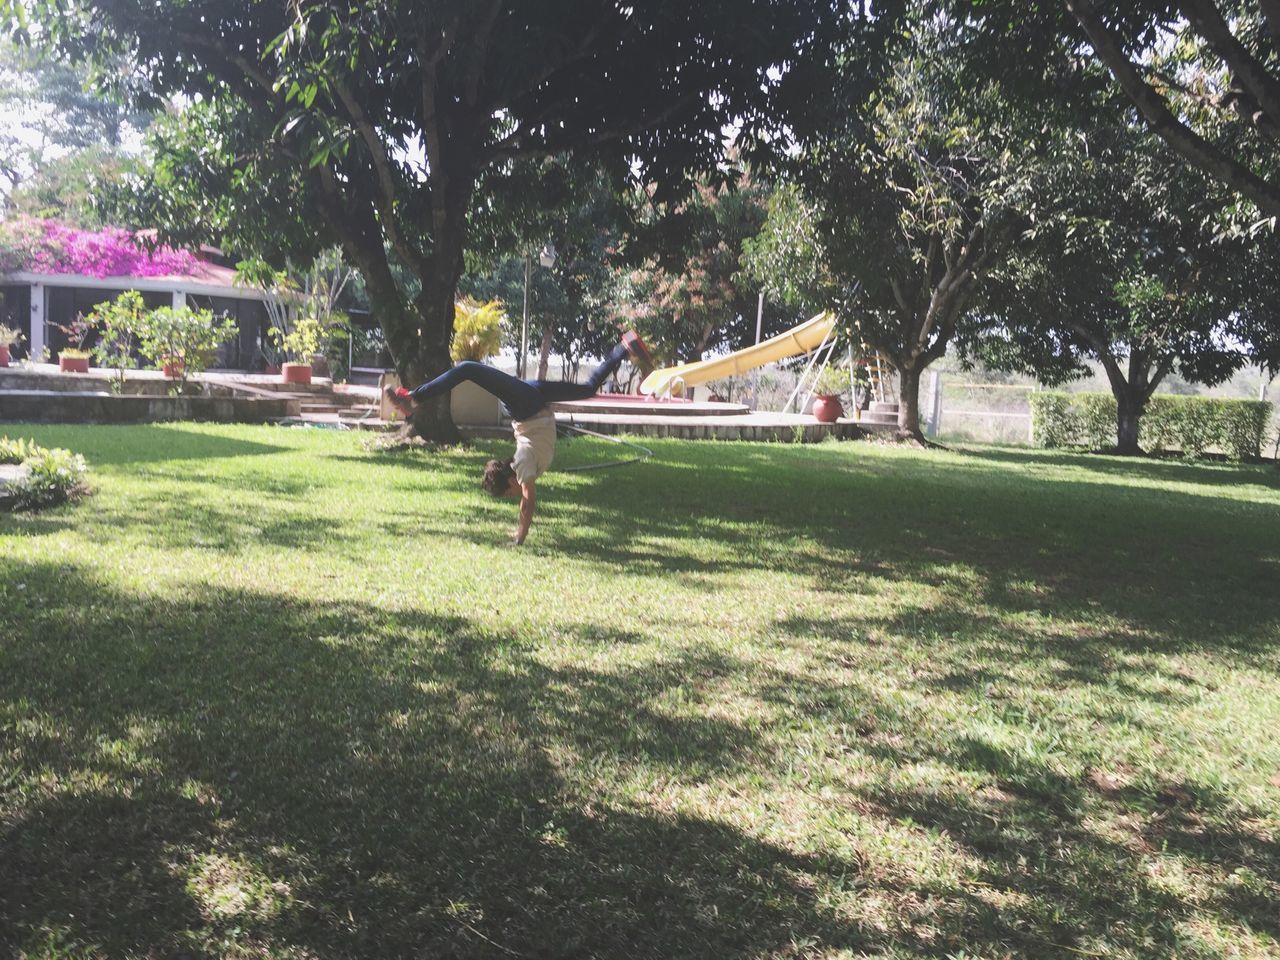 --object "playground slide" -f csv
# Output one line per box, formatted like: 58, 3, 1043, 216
639, 311, 836, 397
